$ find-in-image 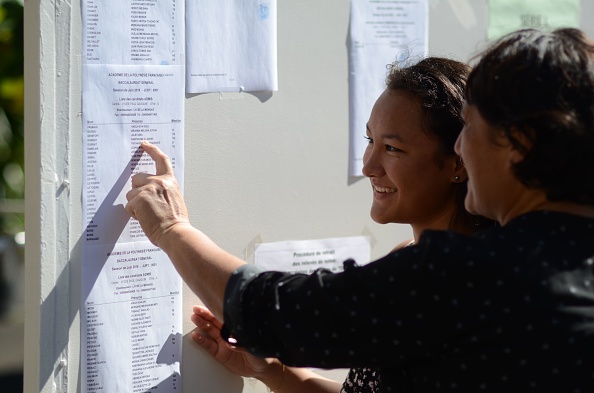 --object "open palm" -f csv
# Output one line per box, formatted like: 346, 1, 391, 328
191, 305, 278, 378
